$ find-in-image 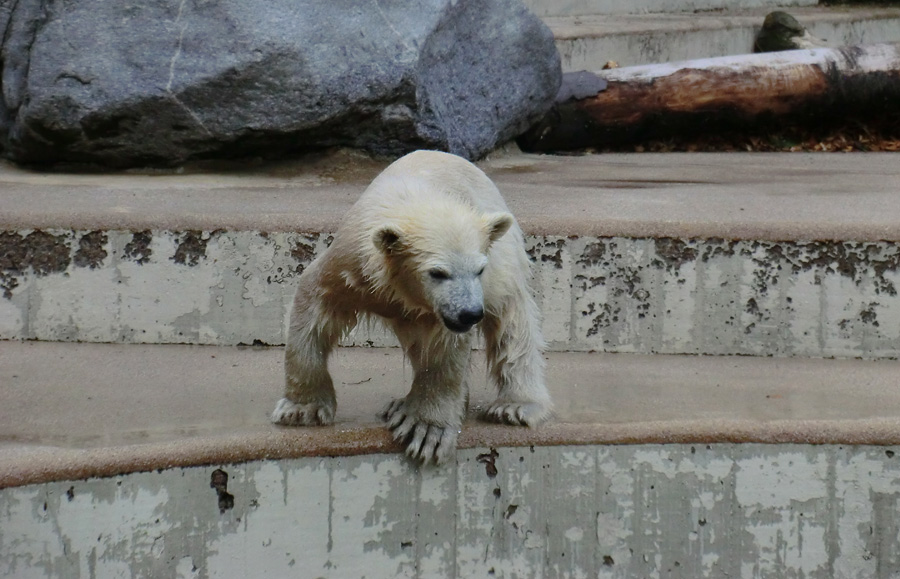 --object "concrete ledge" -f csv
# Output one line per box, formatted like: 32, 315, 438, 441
6, 153, 900, 357
4, 341, 900, 489
546, 6, 900, 69
526, 0, 817, 18
6, 152, 900, 241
